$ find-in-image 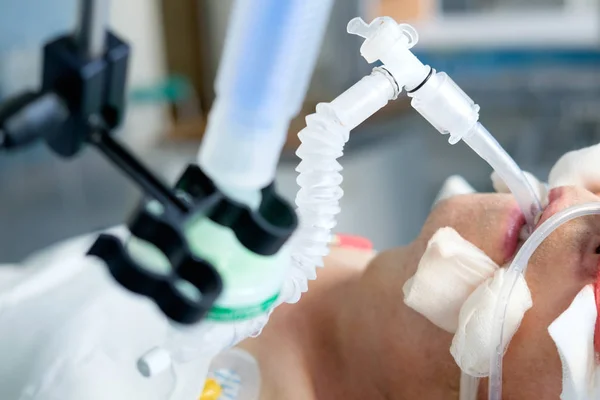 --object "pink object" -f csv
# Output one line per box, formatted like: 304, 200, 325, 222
333, 234, 373, 251
595, 278, 600, 355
